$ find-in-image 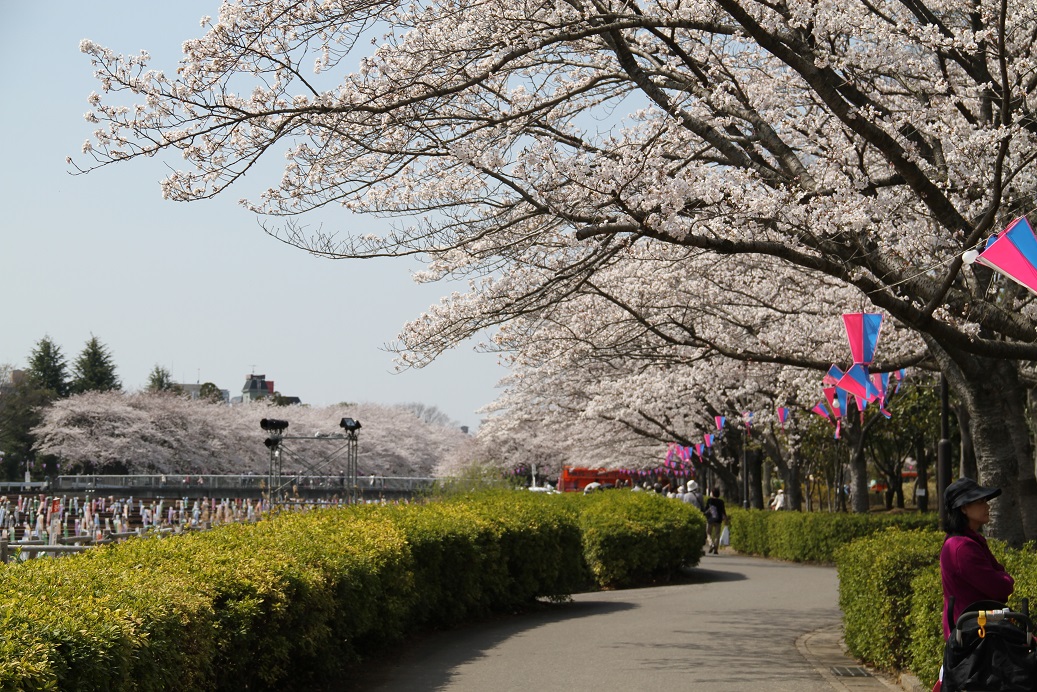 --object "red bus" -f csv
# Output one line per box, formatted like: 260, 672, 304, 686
557, 466, 632, 492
